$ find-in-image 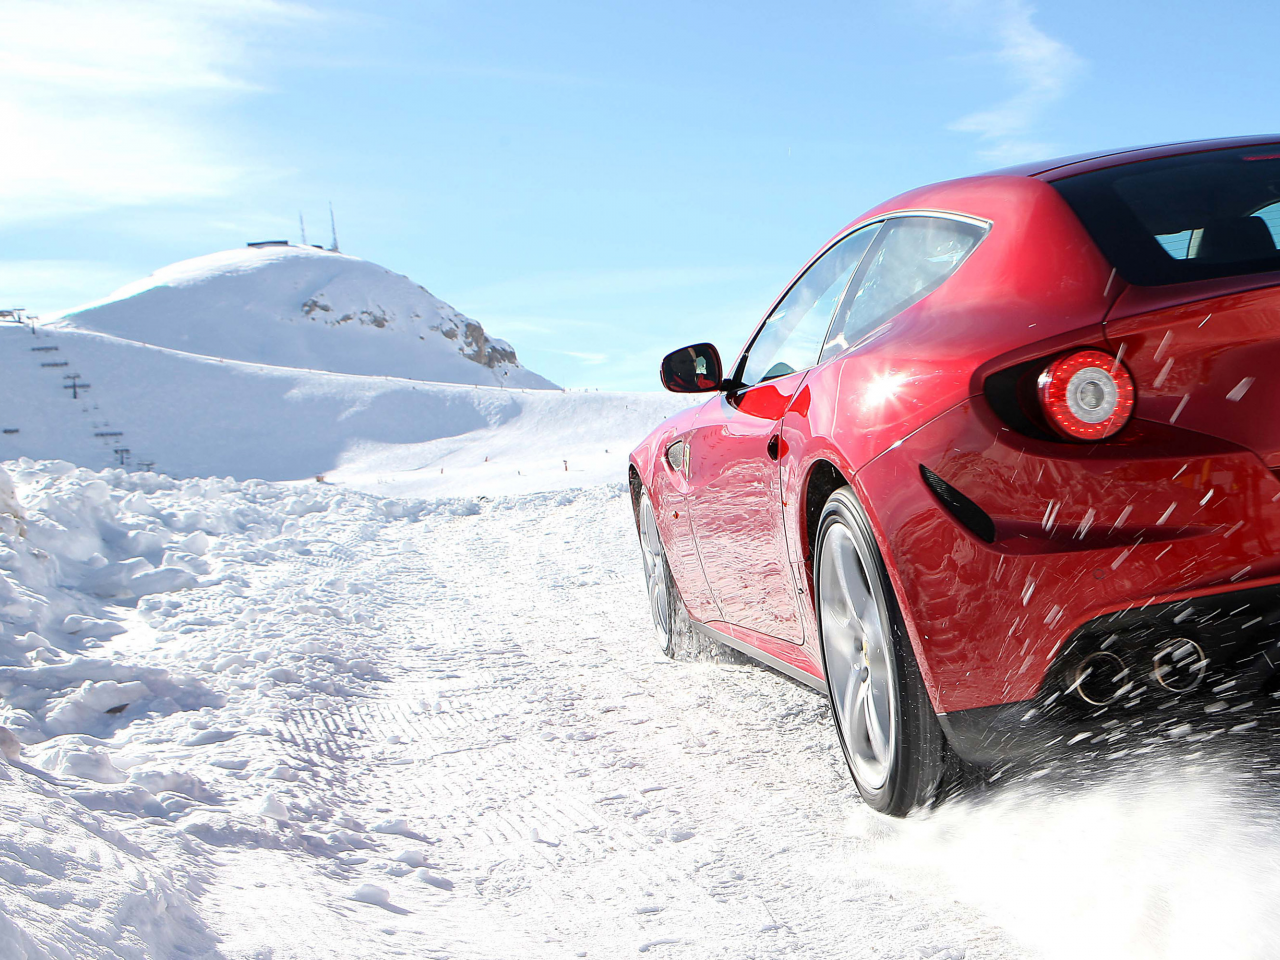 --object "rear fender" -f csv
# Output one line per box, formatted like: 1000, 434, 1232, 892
1106, 283, 1280, 469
